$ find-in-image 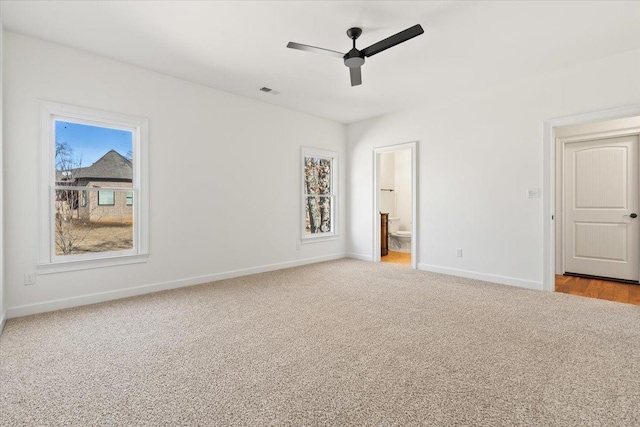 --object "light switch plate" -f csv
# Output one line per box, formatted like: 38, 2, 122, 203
526, 188, 541, 198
